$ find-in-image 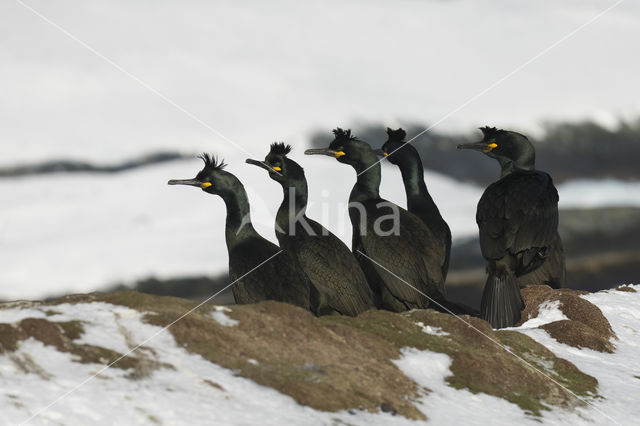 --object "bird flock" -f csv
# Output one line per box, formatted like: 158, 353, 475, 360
168, 126, 565, 329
